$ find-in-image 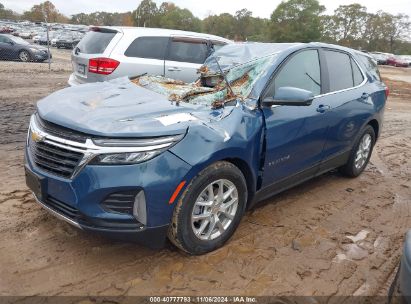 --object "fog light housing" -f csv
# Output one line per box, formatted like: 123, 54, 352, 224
133, 191, 147, 226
